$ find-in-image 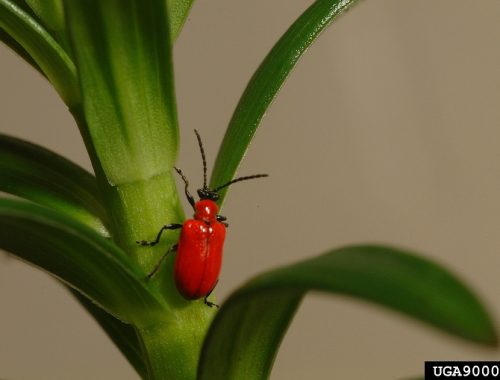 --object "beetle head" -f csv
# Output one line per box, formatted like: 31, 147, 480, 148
197, 187, 220, 201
